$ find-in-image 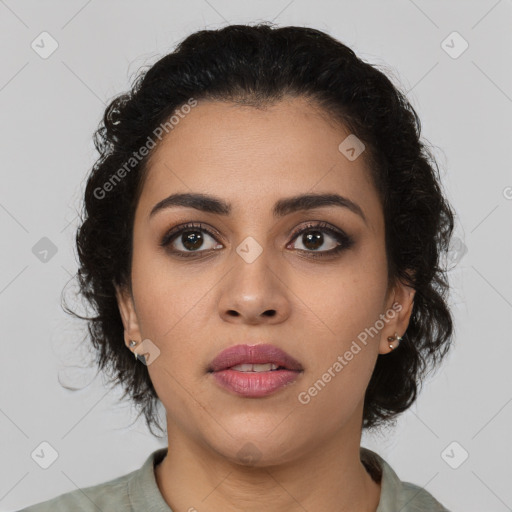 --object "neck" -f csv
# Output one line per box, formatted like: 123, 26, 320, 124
155, 411, 381, 512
